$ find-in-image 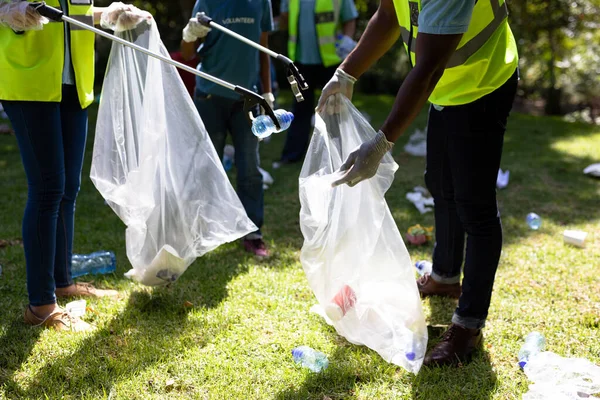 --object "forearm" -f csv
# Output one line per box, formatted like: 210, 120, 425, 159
181, 39, 197, 61
342, 19, 356, 37
379, 66, 443, 142
93, 7, 105, 25
339, 8, 399, 79
259, 33, 271, 93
